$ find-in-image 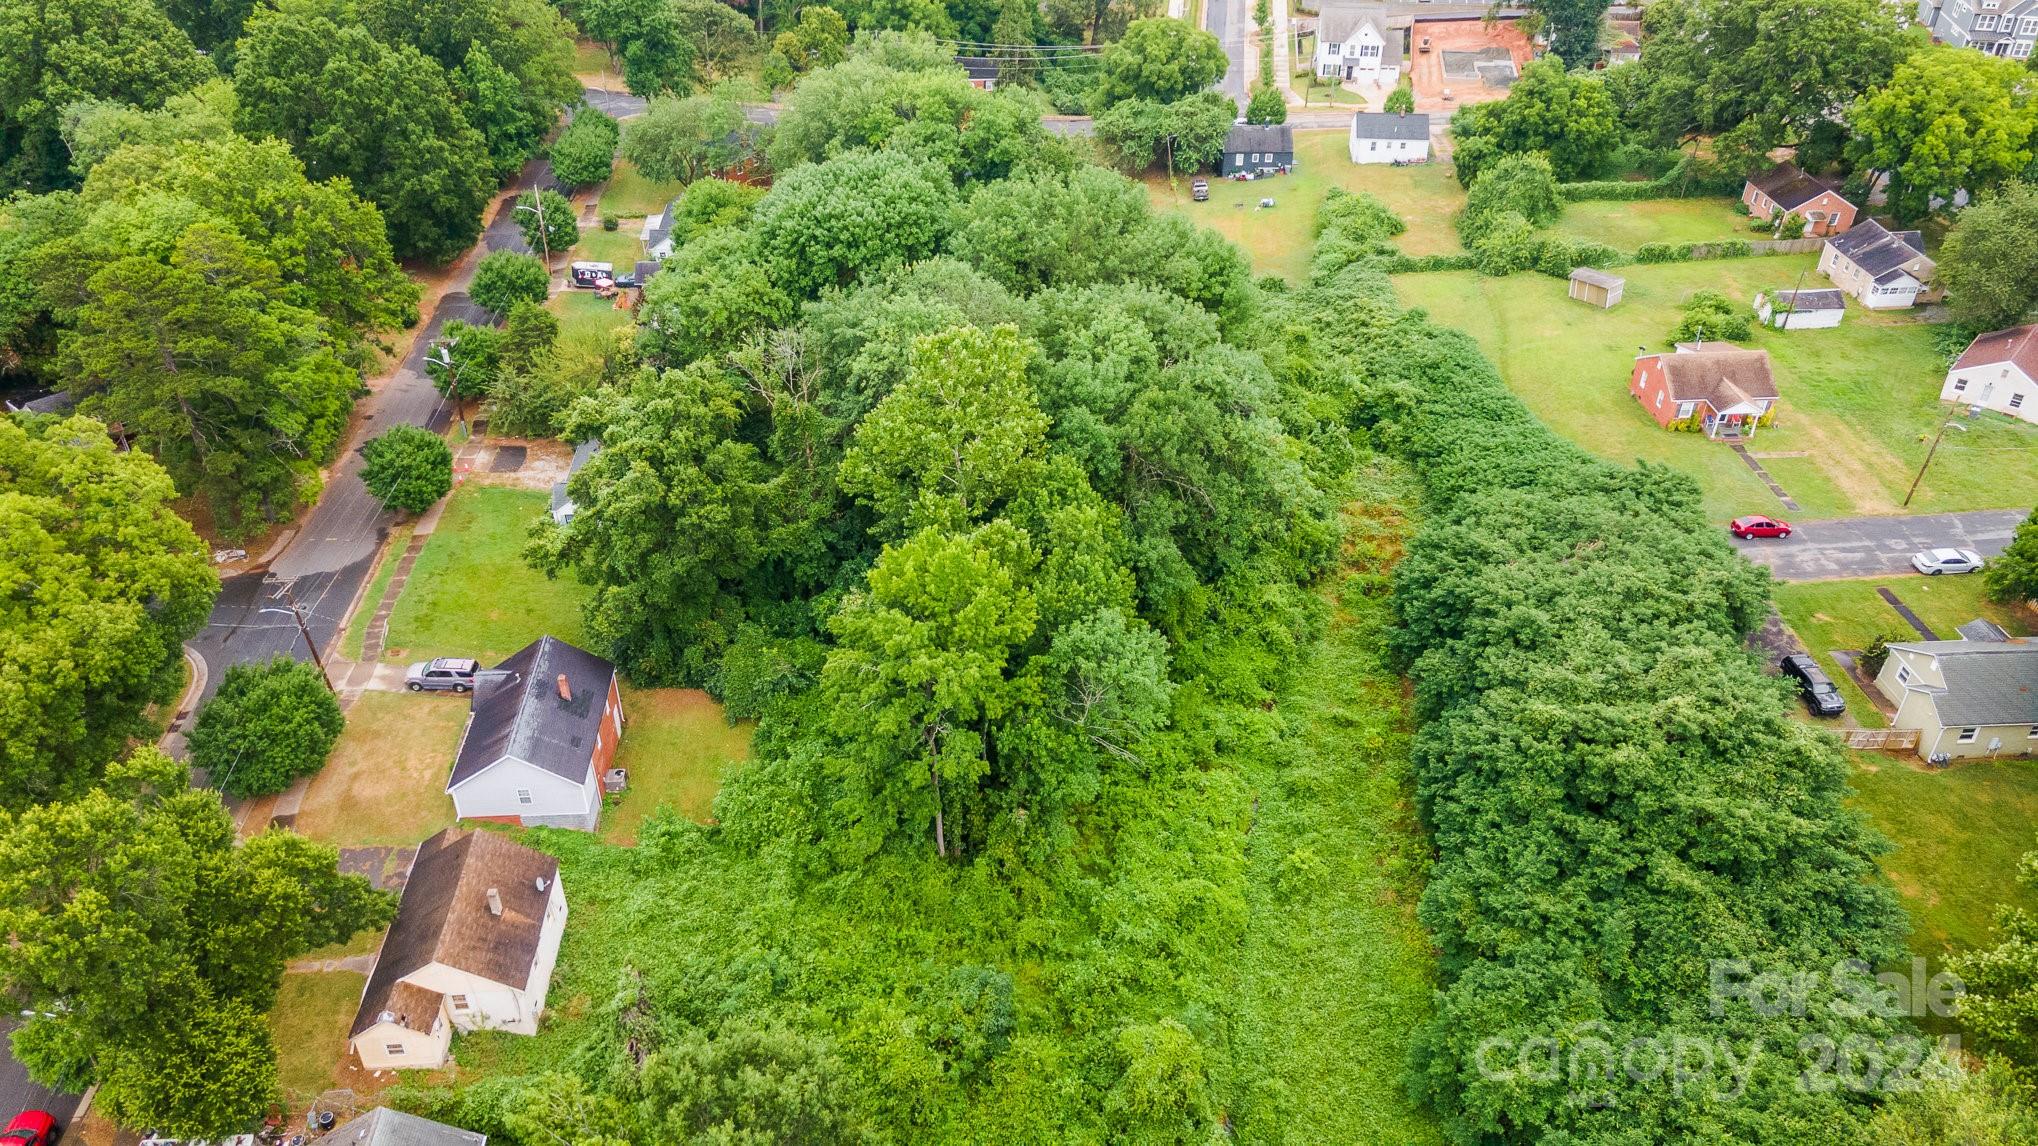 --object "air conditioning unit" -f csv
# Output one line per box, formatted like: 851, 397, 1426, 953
603, 768, 628, 794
